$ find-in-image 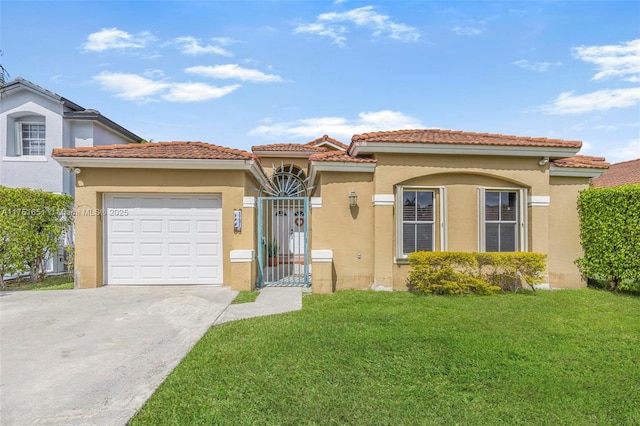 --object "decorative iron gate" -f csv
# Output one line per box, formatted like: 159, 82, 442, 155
257, 164, 311, 287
